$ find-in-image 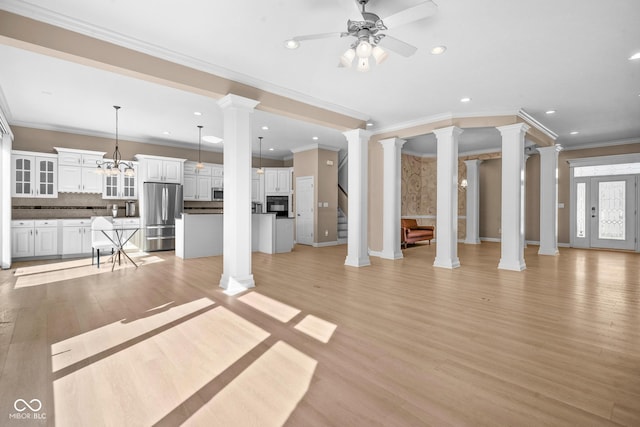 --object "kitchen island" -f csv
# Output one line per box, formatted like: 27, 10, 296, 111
175, 213, 294, 259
